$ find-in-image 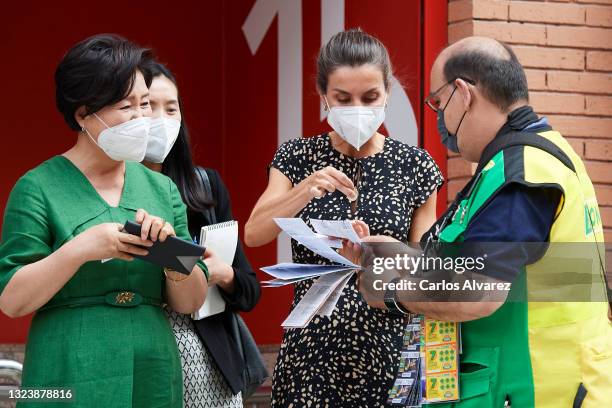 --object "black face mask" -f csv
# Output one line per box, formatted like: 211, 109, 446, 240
436, 86, 467, 154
